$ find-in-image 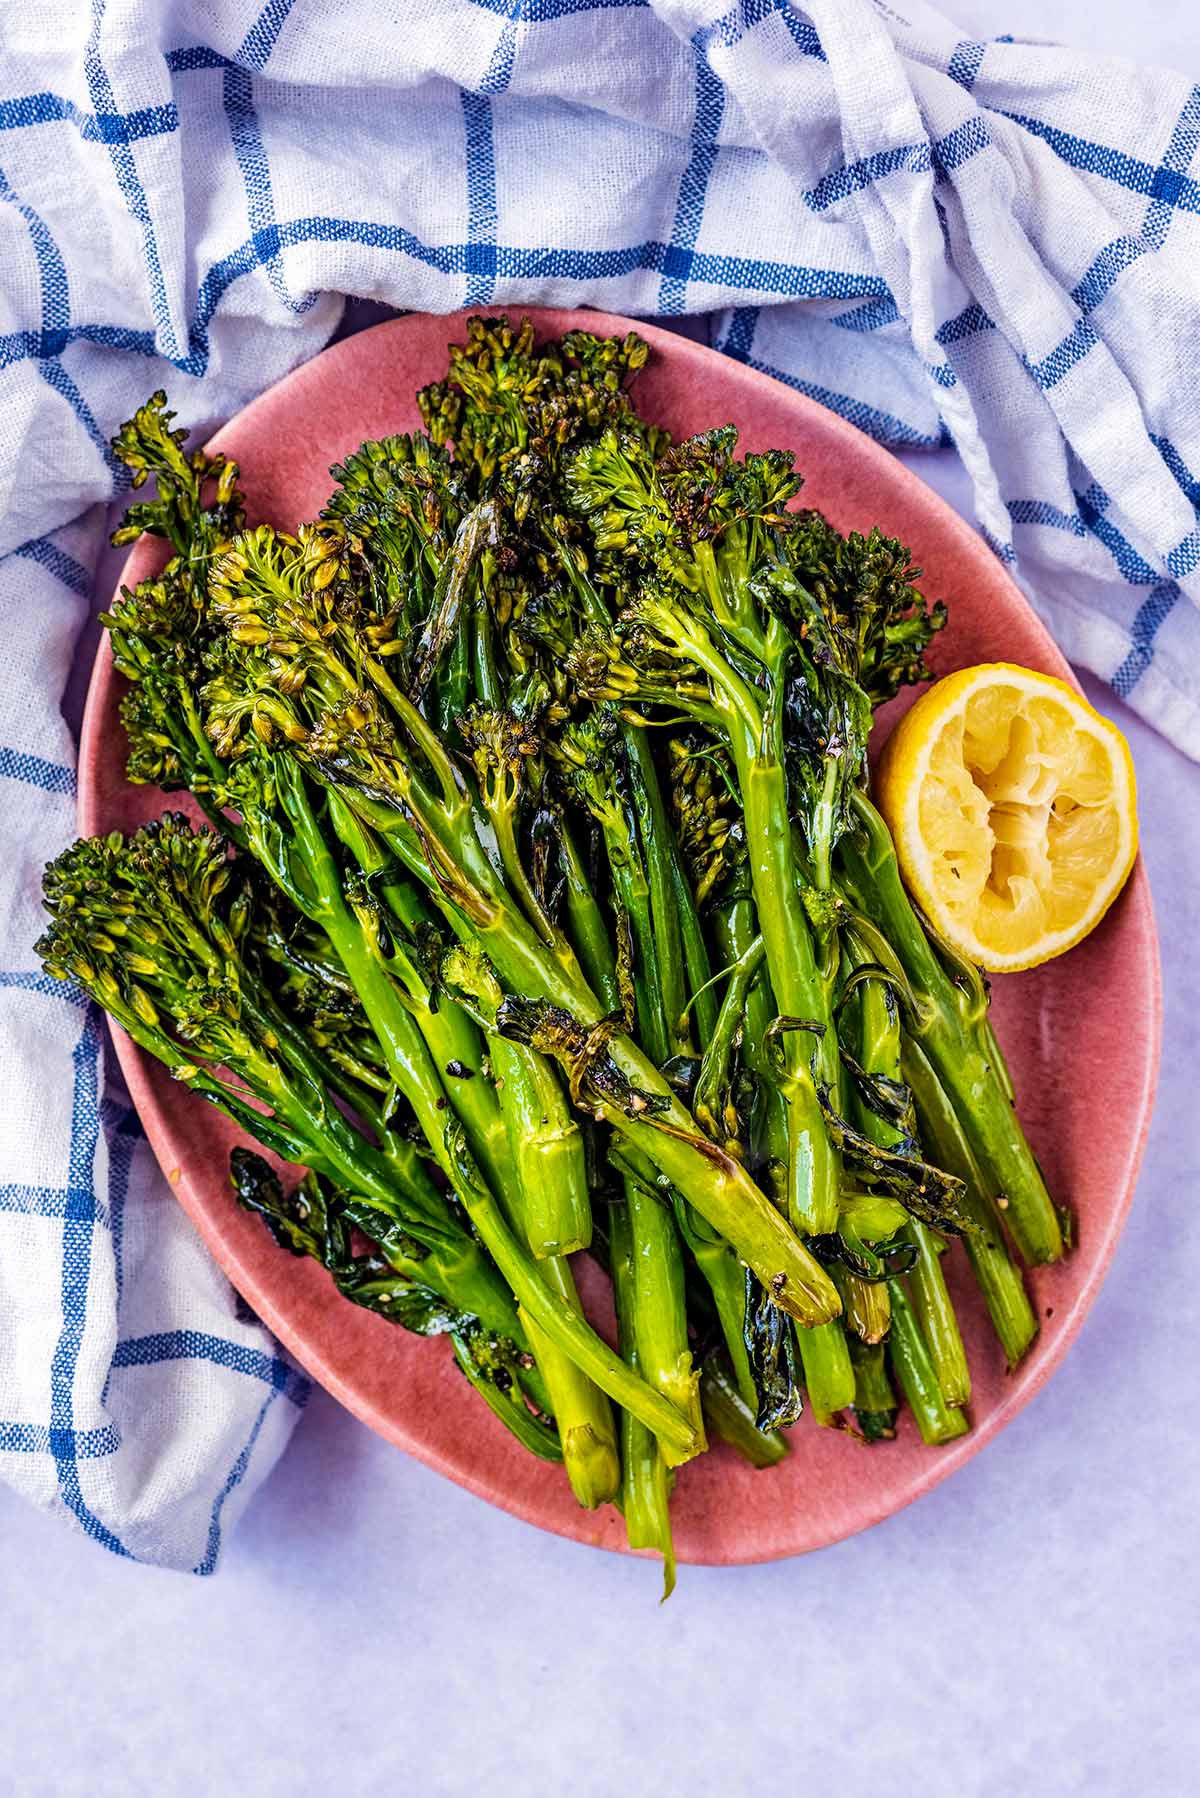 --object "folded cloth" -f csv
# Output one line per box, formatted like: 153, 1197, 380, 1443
1, 0, 1196, 1569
